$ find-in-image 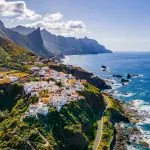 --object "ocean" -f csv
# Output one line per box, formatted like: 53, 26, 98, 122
63, 52, 150, 149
